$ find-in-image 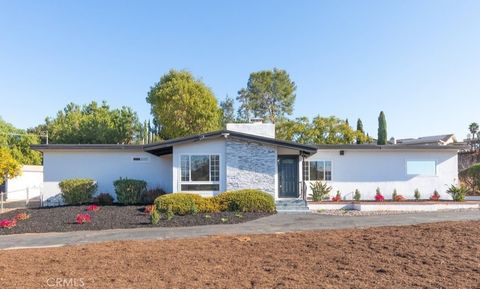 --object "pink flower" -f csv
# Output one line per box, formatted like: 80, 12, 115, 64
375, 192, 385, 202
76, 214, 91, 224
86, 204, 100, 212
0, 219, 17, 229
